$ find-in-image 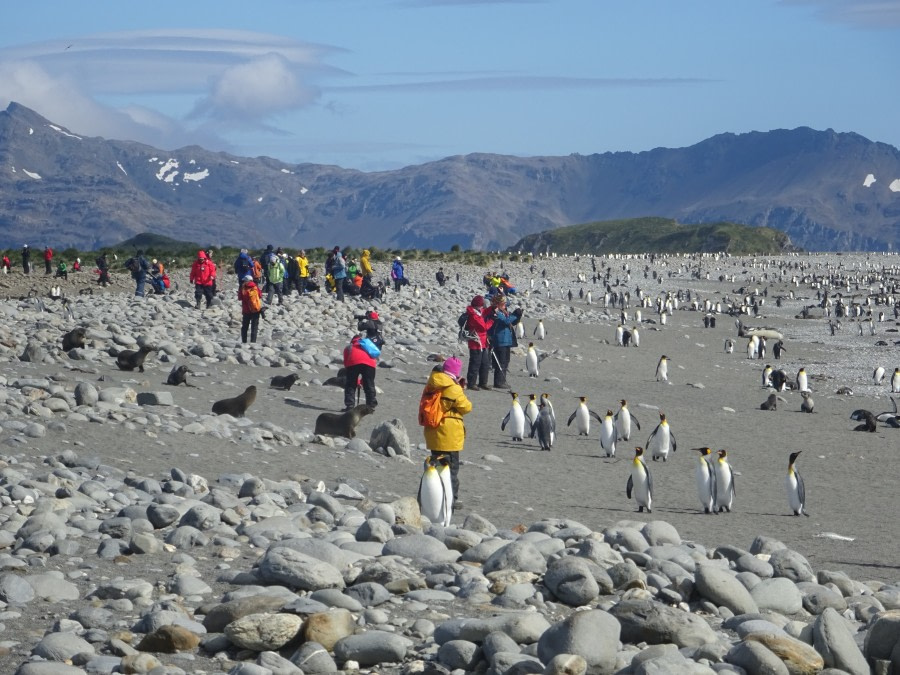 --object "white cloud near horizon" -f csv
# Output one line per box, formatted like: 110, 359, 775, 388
0, 29, 344, 150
